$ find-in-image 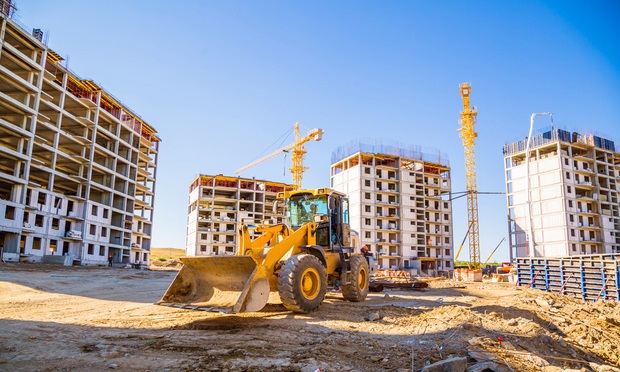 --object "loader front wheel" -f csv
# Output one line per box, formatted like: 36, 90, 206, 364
278, 254, 327, 313
342, 255, 369, 302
